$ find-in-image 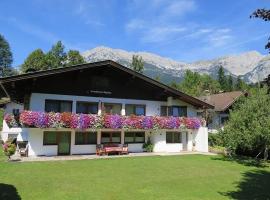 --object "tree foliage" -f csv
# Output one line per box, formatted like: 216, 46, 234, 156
175, 70, 221, 96
21, 49, 46, 73
222, 87, 270, 160
66, 50, 85, 67
131, 55, 144, 73
218, 66, 228, 91
0, 34, 16, 77
21, 41, 85, 73
251, 9, 270, 52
